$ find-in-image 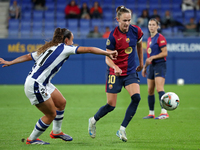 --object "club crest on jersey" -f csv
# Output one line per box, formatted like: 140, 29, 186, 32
106, 39, 110, 46
109, 84, 113, 89
126, 38, 130, 43
125, 47, 132, 54
147, 48, 152, 54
